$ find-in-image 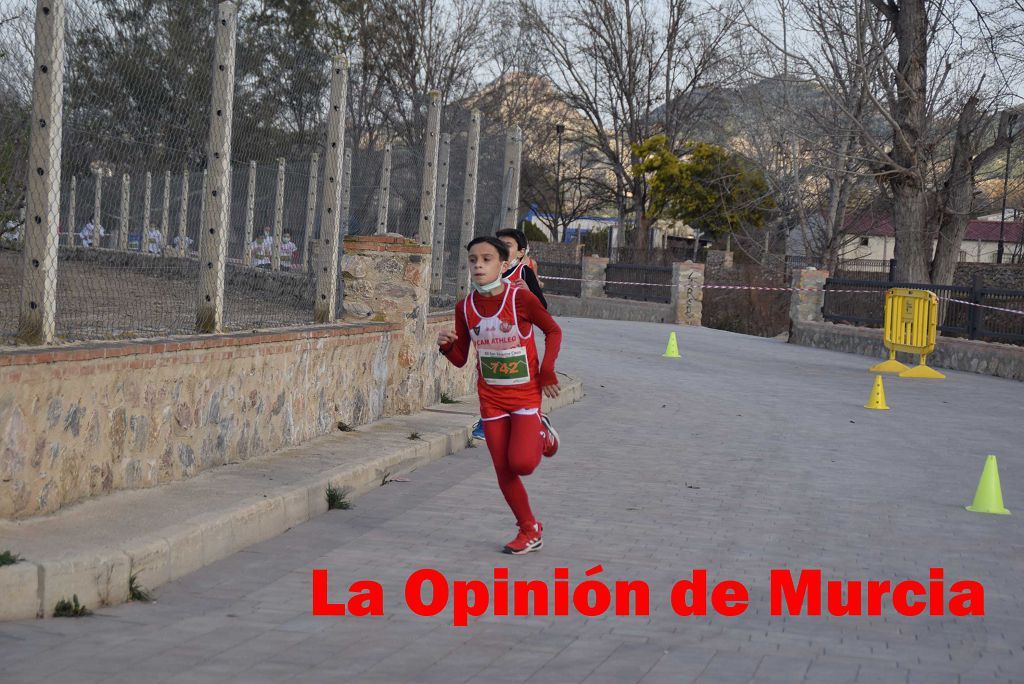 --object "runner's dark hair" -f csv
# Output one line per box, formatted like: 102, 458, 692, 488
495, 228, 527, 250
467, 236, 510, 261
